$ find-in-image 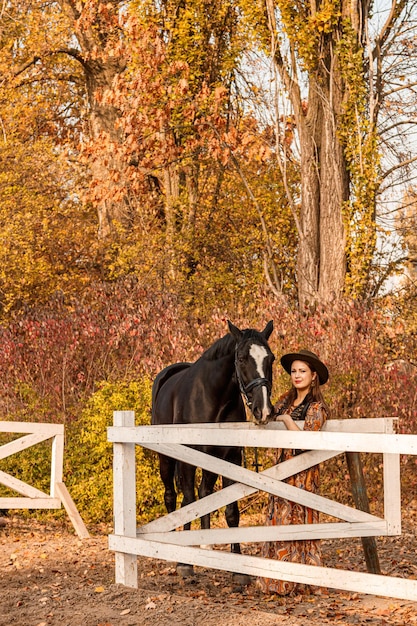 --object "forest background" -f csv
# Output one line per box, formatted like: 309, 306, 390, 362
0, 0, 417, 525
